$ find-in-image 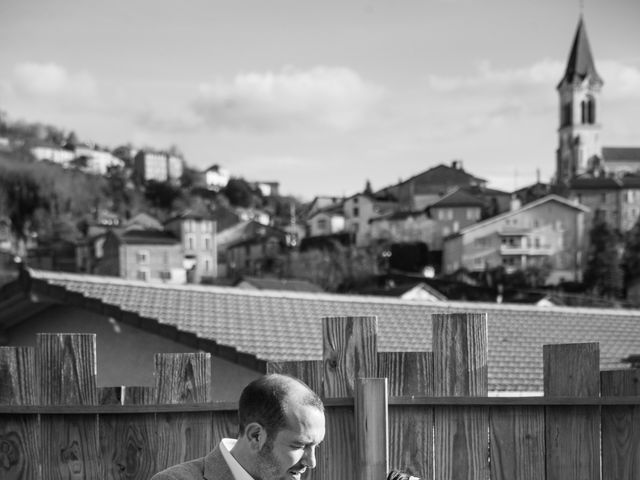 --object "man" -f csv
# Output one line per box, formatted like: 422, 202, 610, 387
151, 373, 326, 480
